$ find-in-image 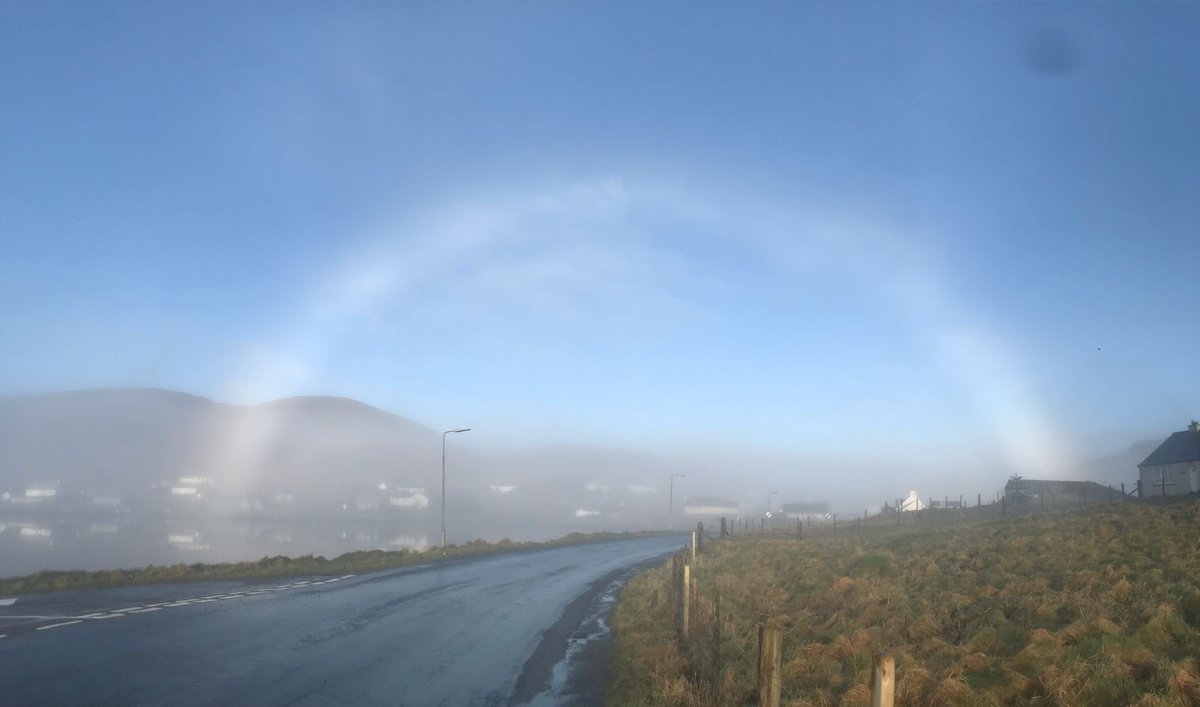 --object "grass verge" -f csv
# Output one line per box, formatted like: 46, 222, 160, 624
0, 530, 672, 595
610, 499, 1200, 706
